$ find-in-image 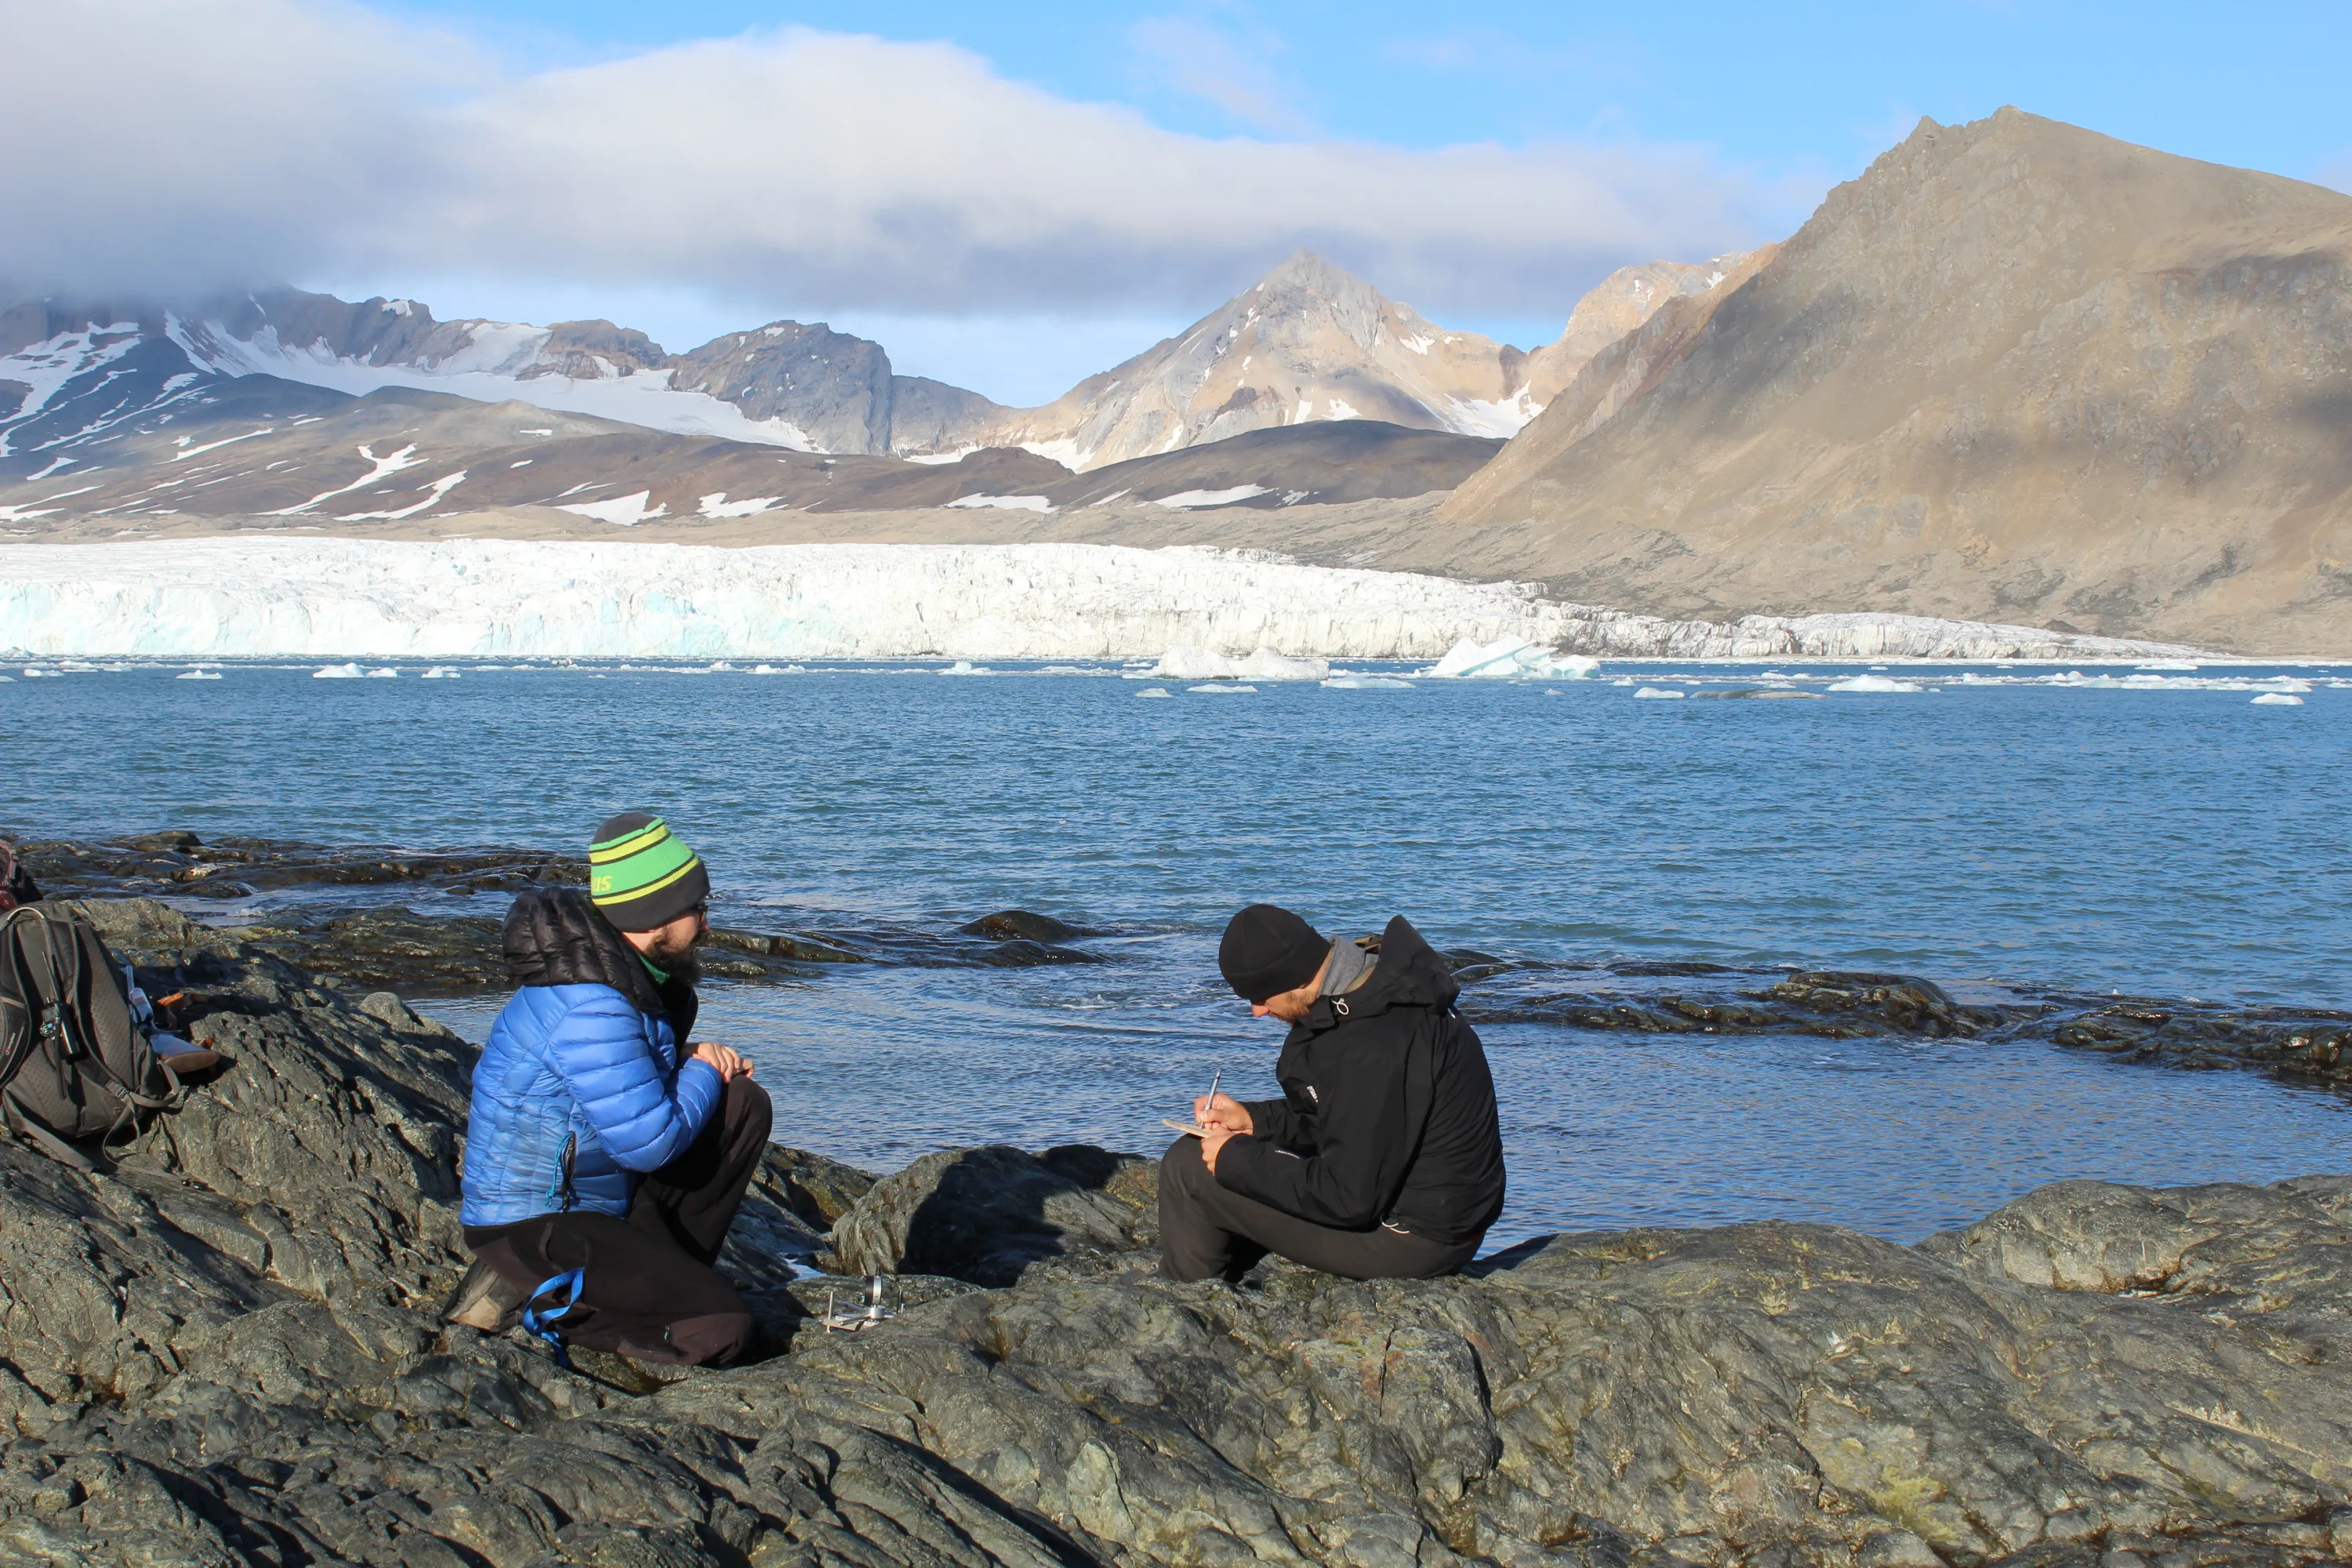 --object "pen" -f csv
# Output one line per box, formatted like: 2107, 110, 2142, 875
1206, 1069, 1221, 1123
